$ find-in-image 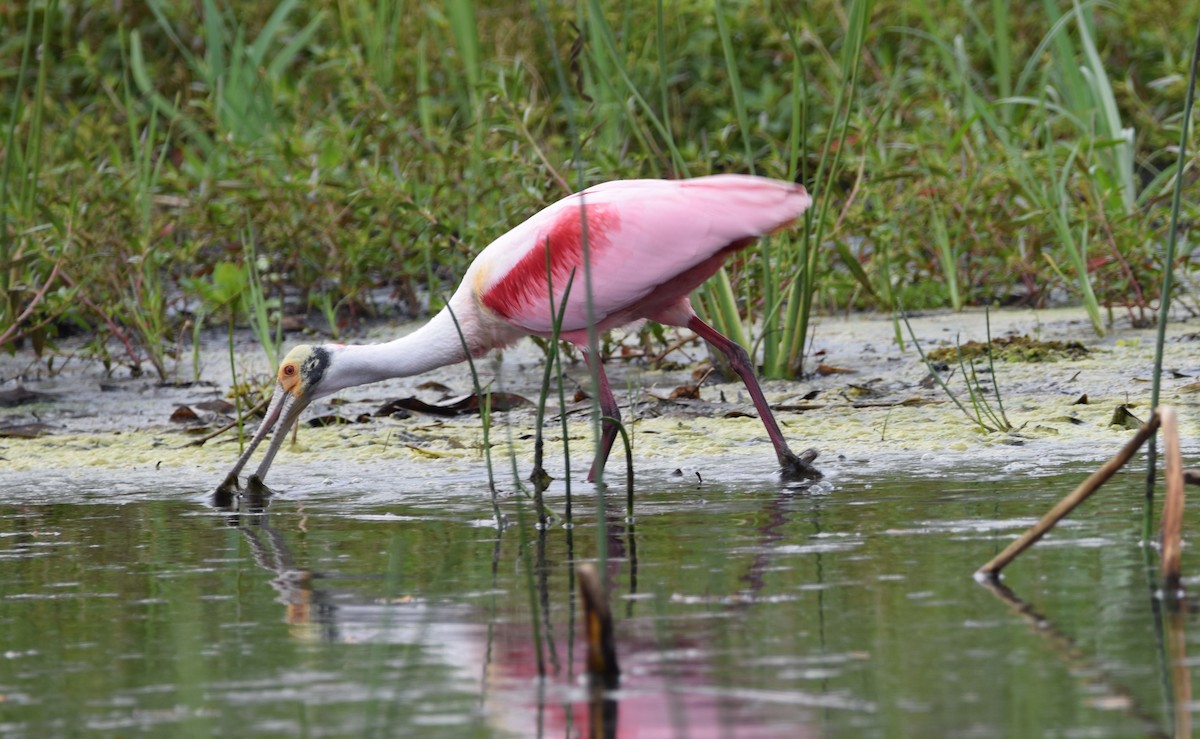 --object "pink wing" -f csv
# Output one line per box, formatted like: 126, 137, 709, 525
471, 174, 811, 336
